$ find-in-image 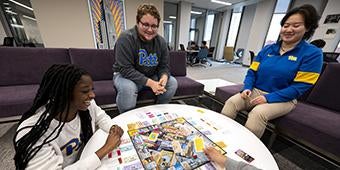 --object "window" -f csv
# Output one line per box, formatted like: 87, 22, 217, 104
203, 13, 215, 43
226, 7, 243, 47
264, 0, 291, 46
163, 2, 178, 50
189, 18, 196, 41
0, 0, 43, 47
